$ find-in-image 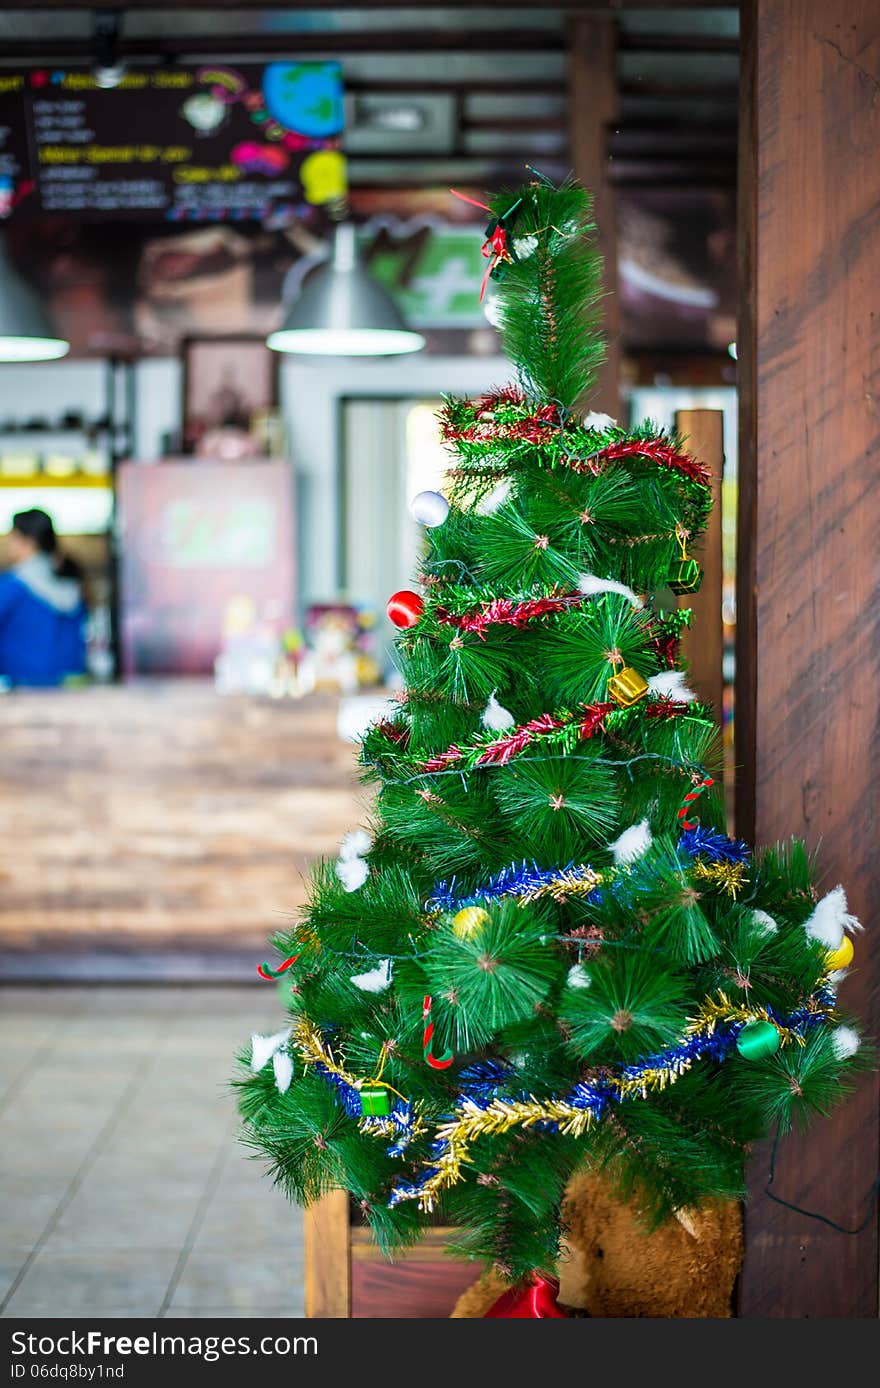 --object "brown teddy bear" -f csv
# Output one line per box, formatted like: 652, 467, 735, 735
452, 1171, 742, 1317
